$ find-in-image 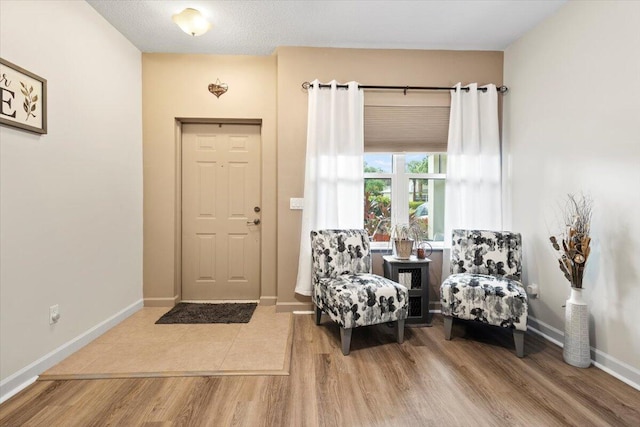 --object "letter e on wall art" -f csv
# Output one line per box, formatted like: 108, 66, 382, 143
0, 58, 47, 134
